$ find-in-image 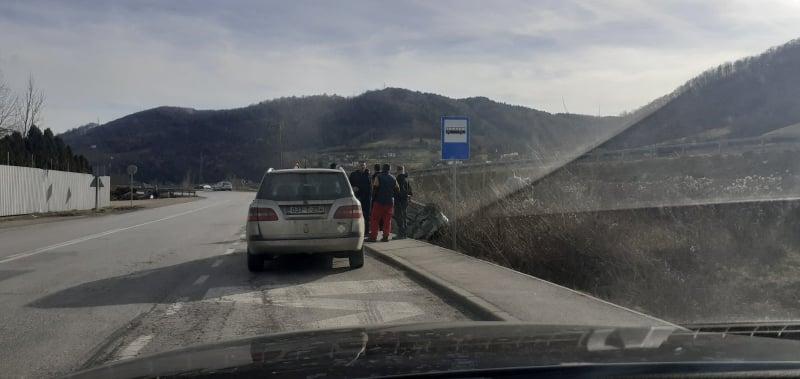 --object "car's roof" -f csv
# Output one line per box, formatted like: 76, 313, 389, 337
267, 168, 345, 174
